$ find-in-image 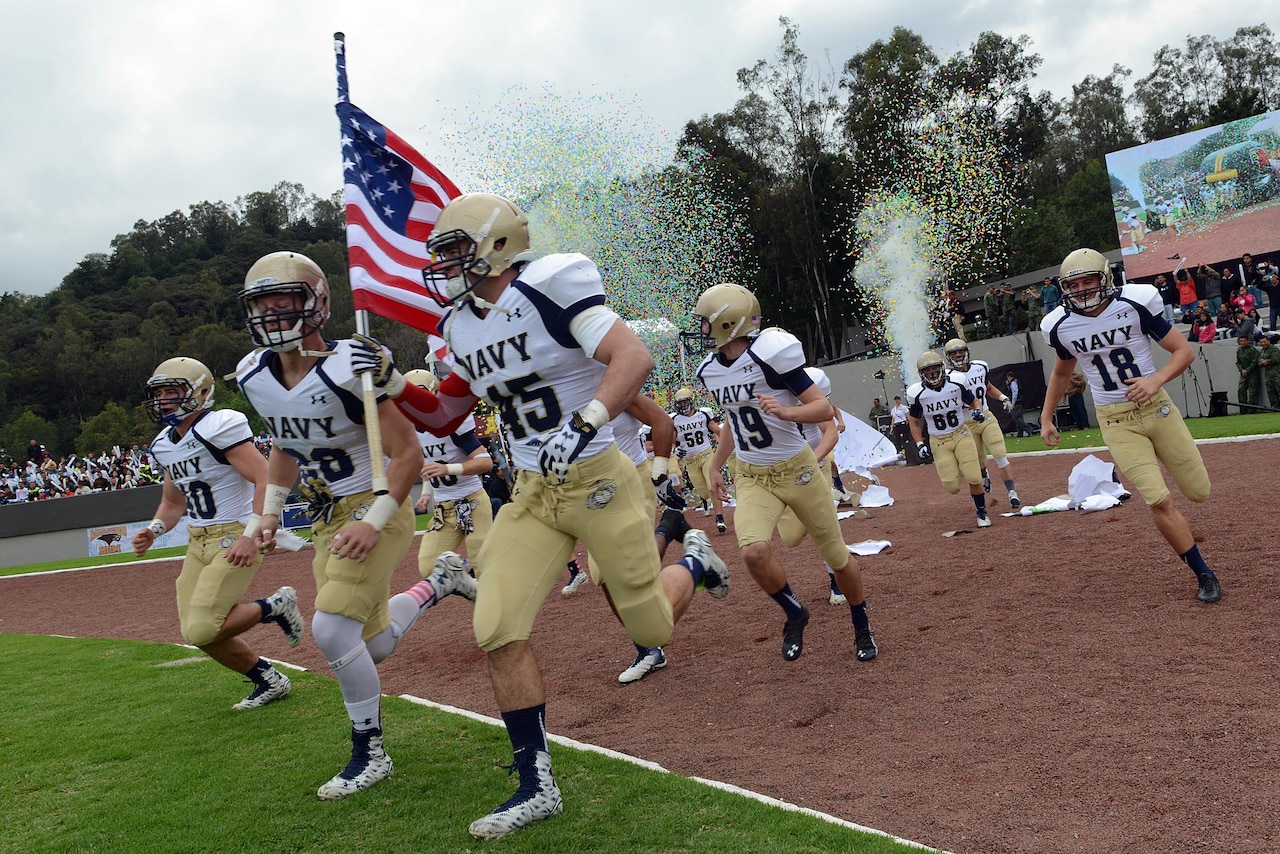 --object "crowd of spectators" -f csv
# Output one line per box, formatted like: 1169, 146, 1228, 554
0, 440, 161, 504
